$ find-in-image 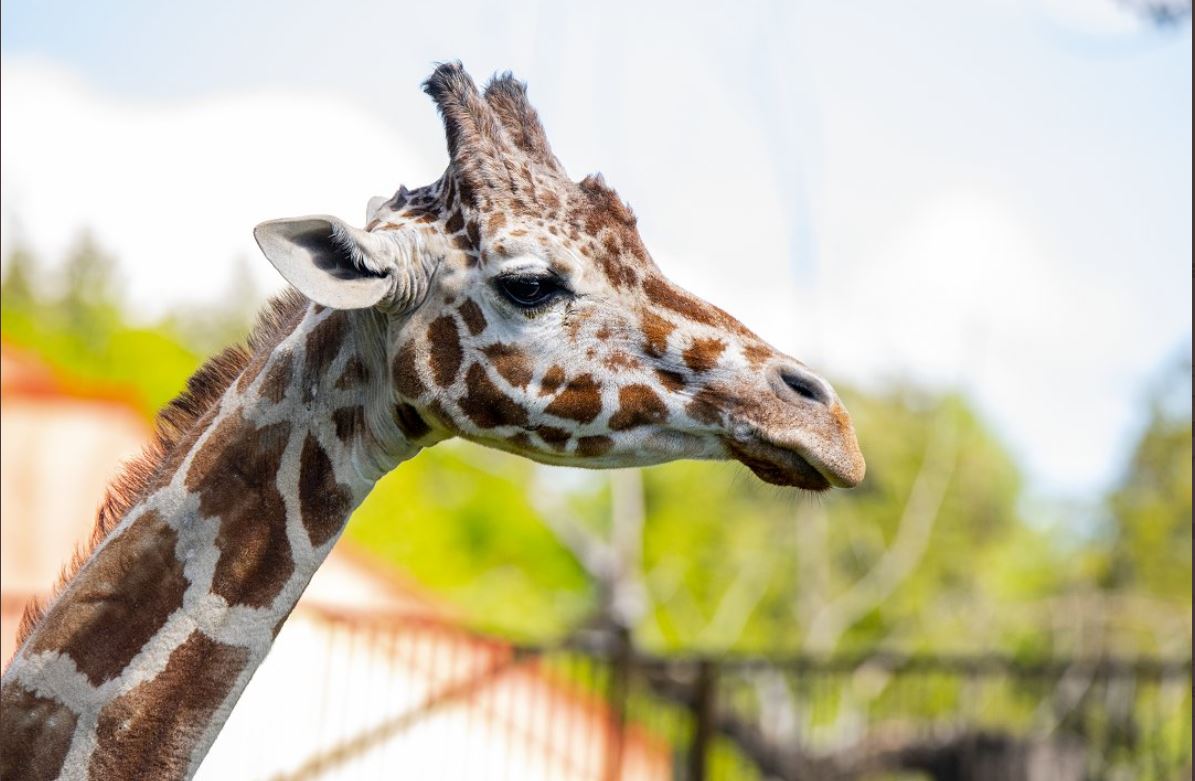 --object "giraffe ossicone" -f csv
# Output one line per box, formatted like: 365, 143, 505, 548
0, 62, 864, 779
